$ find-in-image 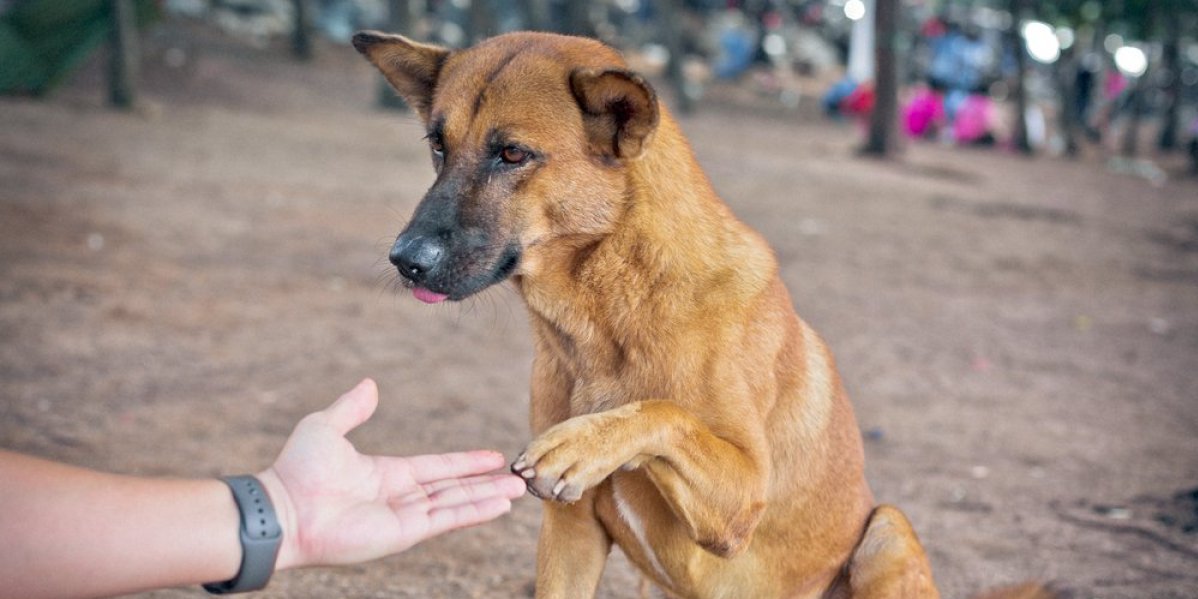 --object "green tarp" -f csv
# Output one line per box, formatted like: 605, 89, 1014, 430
0, 0, 157, 95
